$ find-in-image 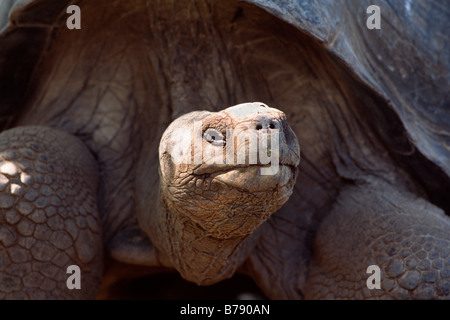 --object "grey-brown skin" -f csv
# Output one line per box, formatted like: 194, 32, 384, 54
0, 0, 449, 300
142, 103, 300, 285
0, 126, 103, 299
